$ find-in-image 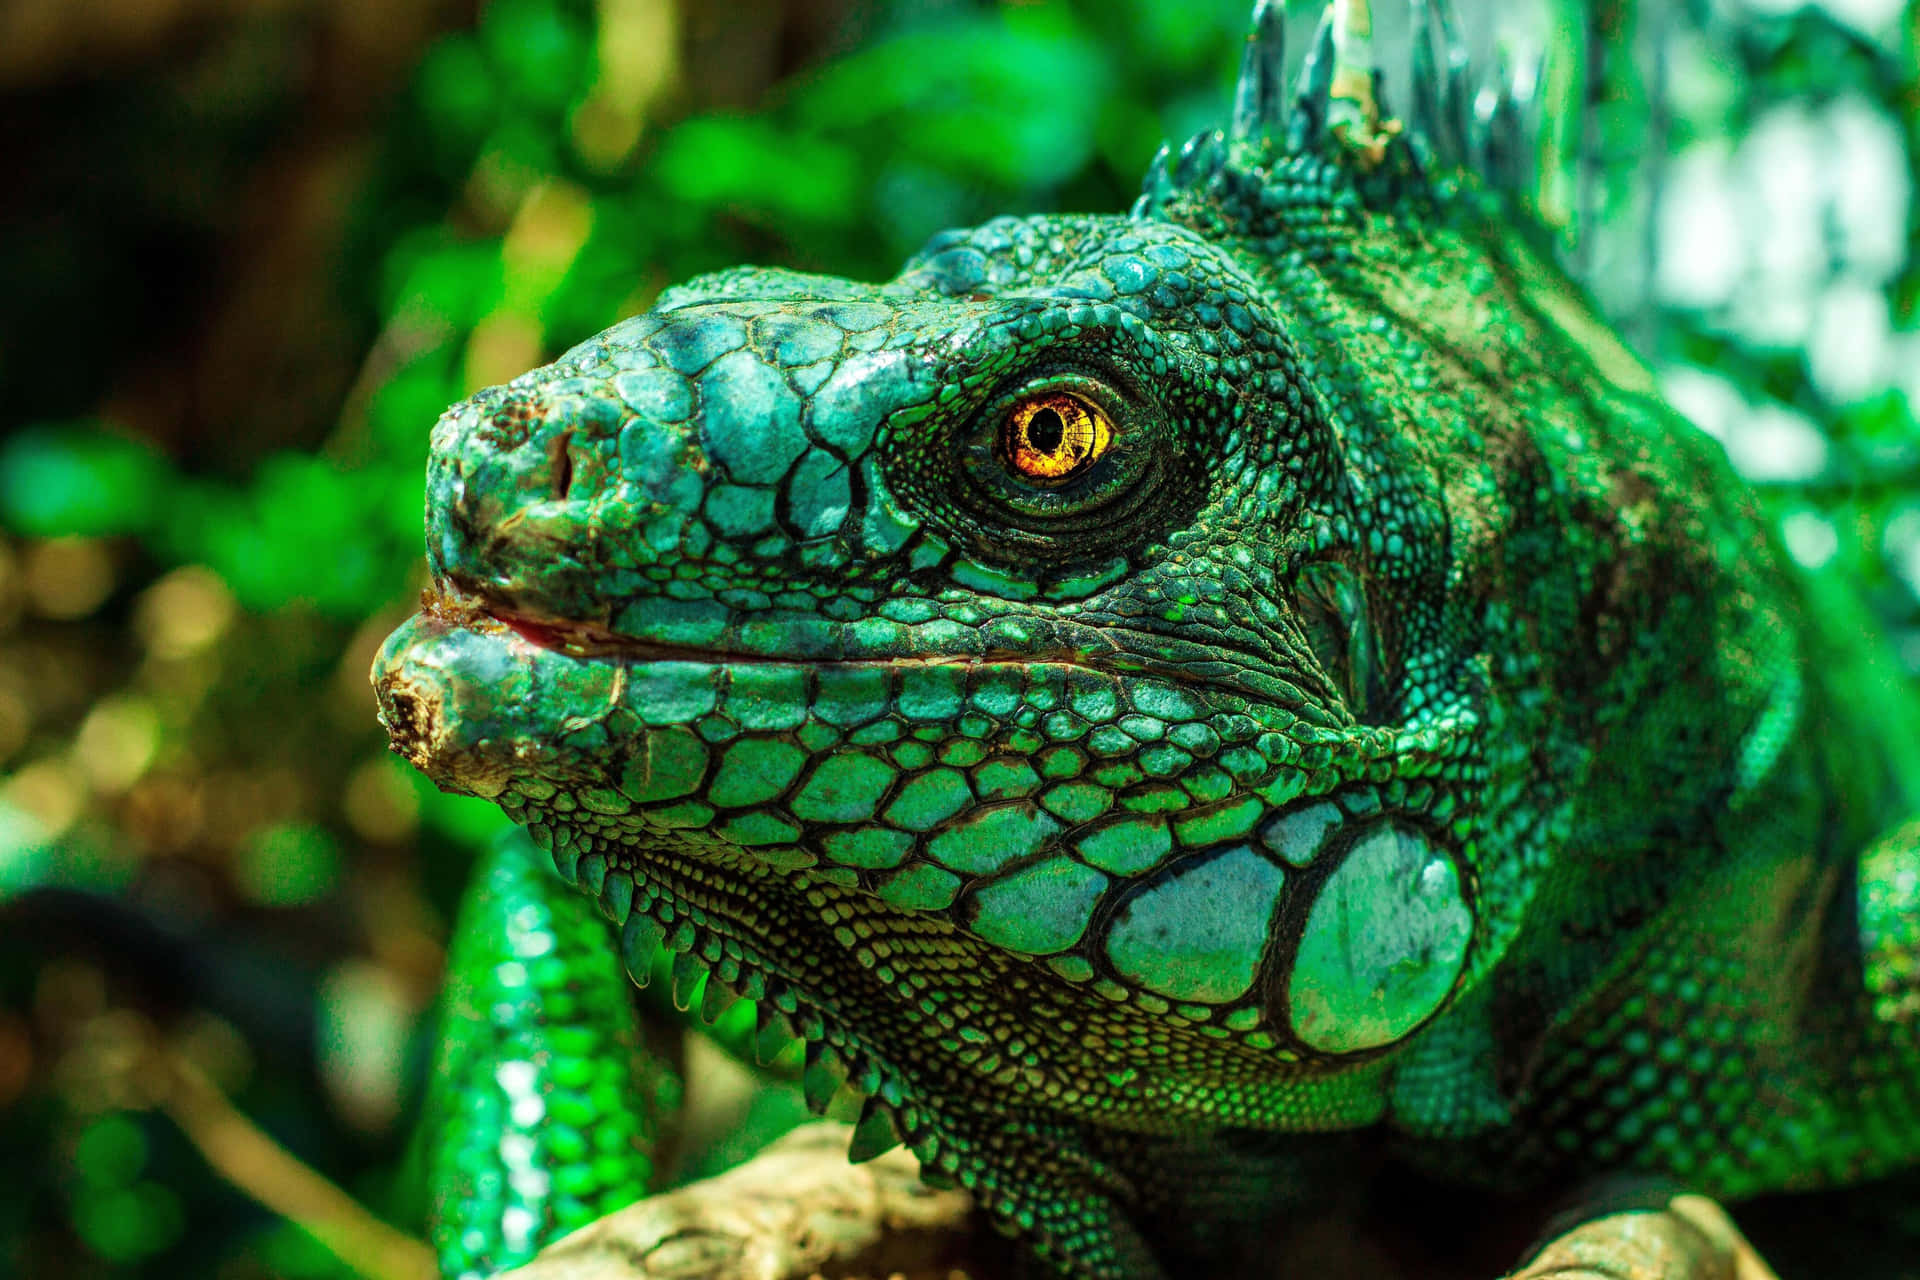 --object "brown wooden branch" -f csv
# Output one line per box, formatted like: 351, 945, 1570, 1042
499, 1122, 985, 1280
